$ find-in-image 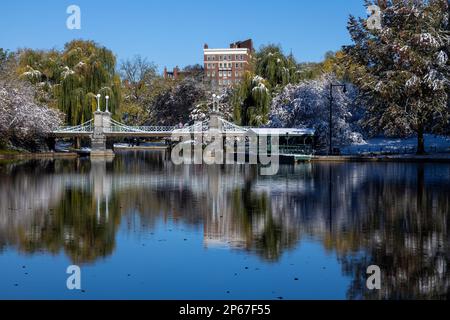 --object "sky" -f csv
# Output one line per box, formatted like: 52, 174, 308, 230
0, 0, 367, 72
